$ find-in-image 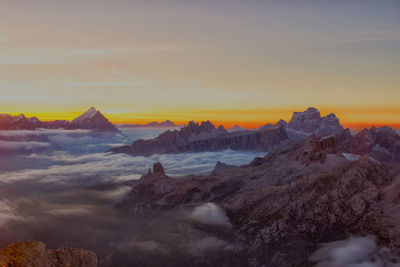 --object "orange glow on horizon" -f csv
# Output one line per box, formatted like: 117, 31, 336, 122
6, 106, 400, 131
